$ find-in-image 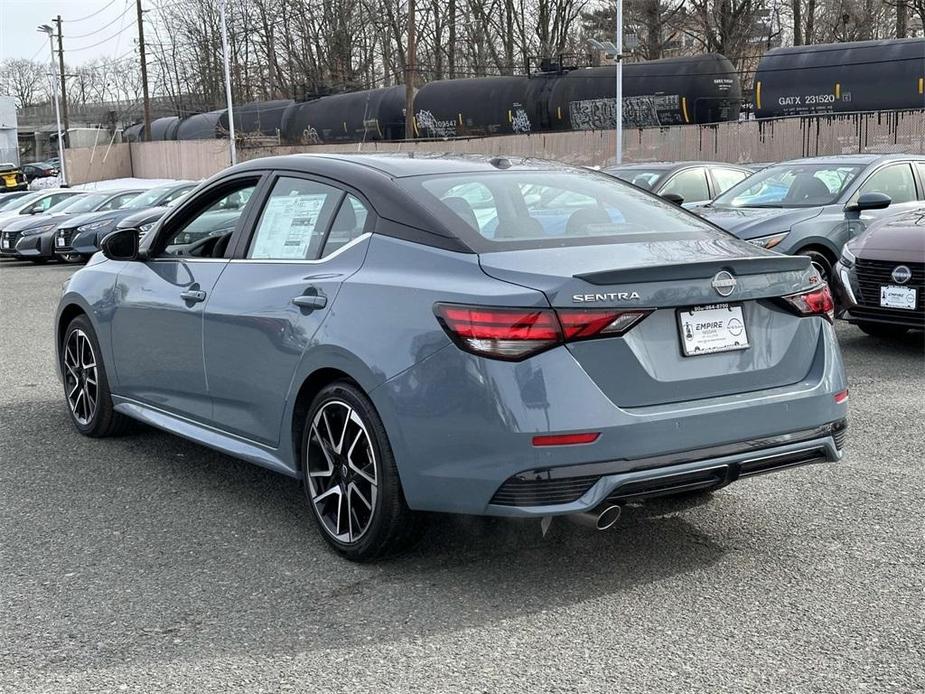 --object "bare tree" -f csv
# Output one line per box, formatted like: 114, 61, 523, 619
2, 59, 49, 109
